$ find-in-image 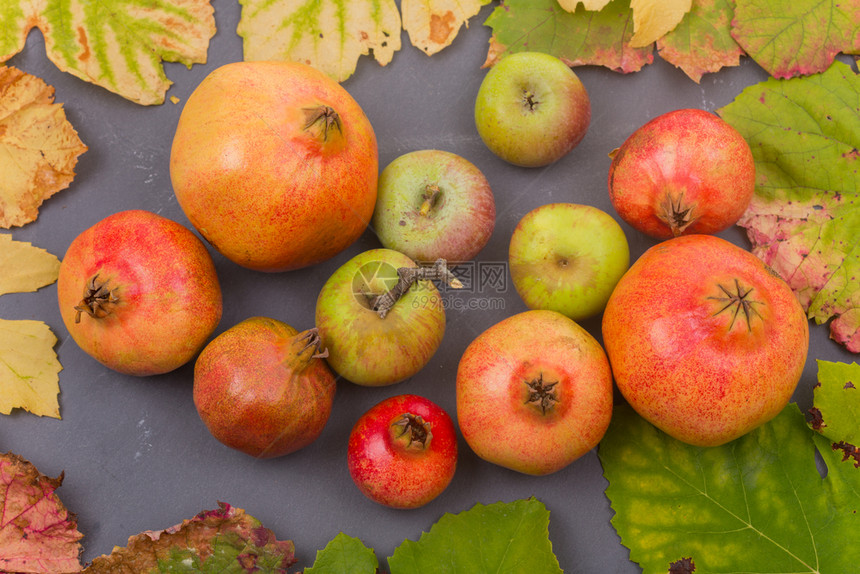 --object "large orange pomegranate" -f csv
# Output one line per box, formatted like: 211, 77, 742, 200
170, 61, 378, 272
602, 235, 808, 447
